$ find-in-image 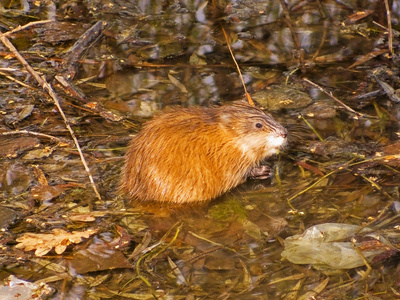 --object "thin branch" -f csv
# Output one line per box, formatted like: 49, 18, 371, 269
0, 24, 102, 205
61, 21, 107, 80
221, 26, 255, 106
360, 174, 394, 201
384, 0, 393, 56
0, 34, 45, 86
303, 78, 364, 118
287, 170, 337, 211
1, 20, 53, 37
279, 0, 303, 68
299, 114, 324, 142
311, 22, 327, 62
0, 130, 62, 142
0, 71, 39, 90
